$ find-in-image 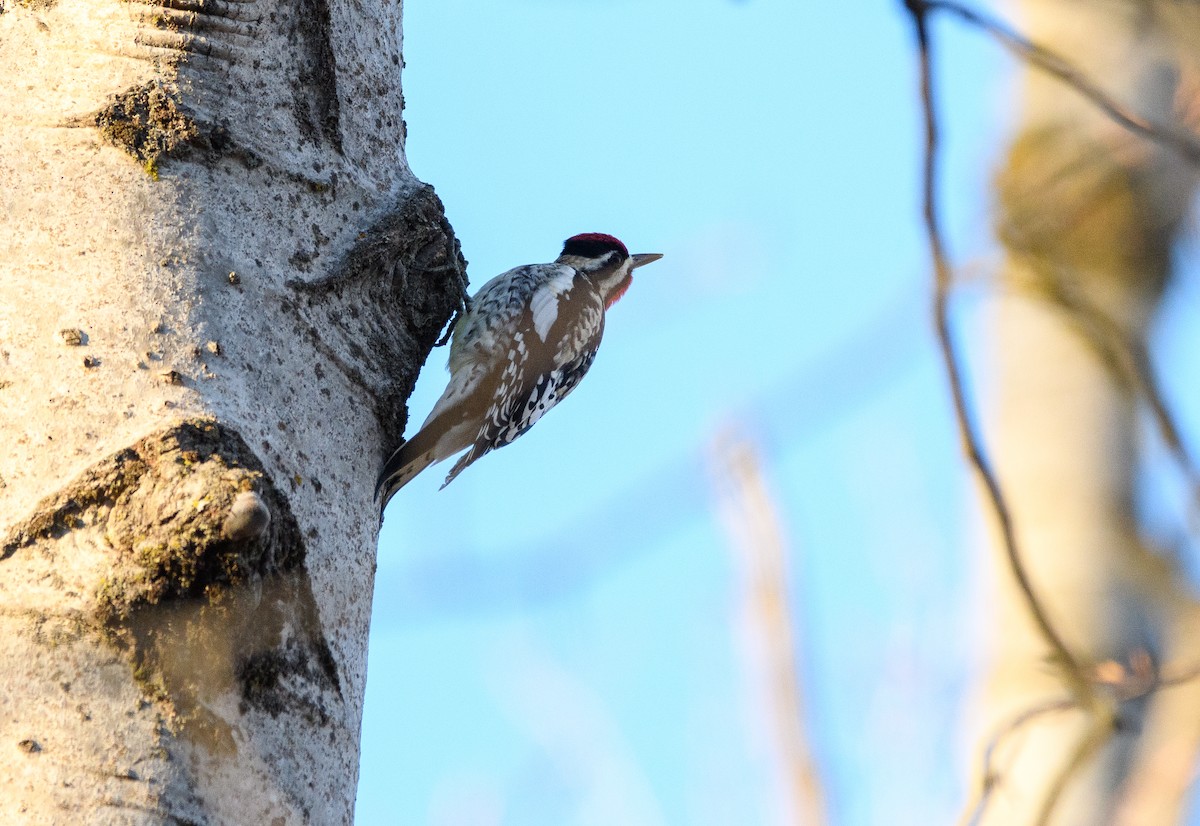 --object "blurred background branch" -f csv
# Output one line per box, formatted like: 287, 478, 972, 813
711, 433, 829, 826
915, 0, 1200, 166
904, 0, 1098, 711
909, 0, 1200, 822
